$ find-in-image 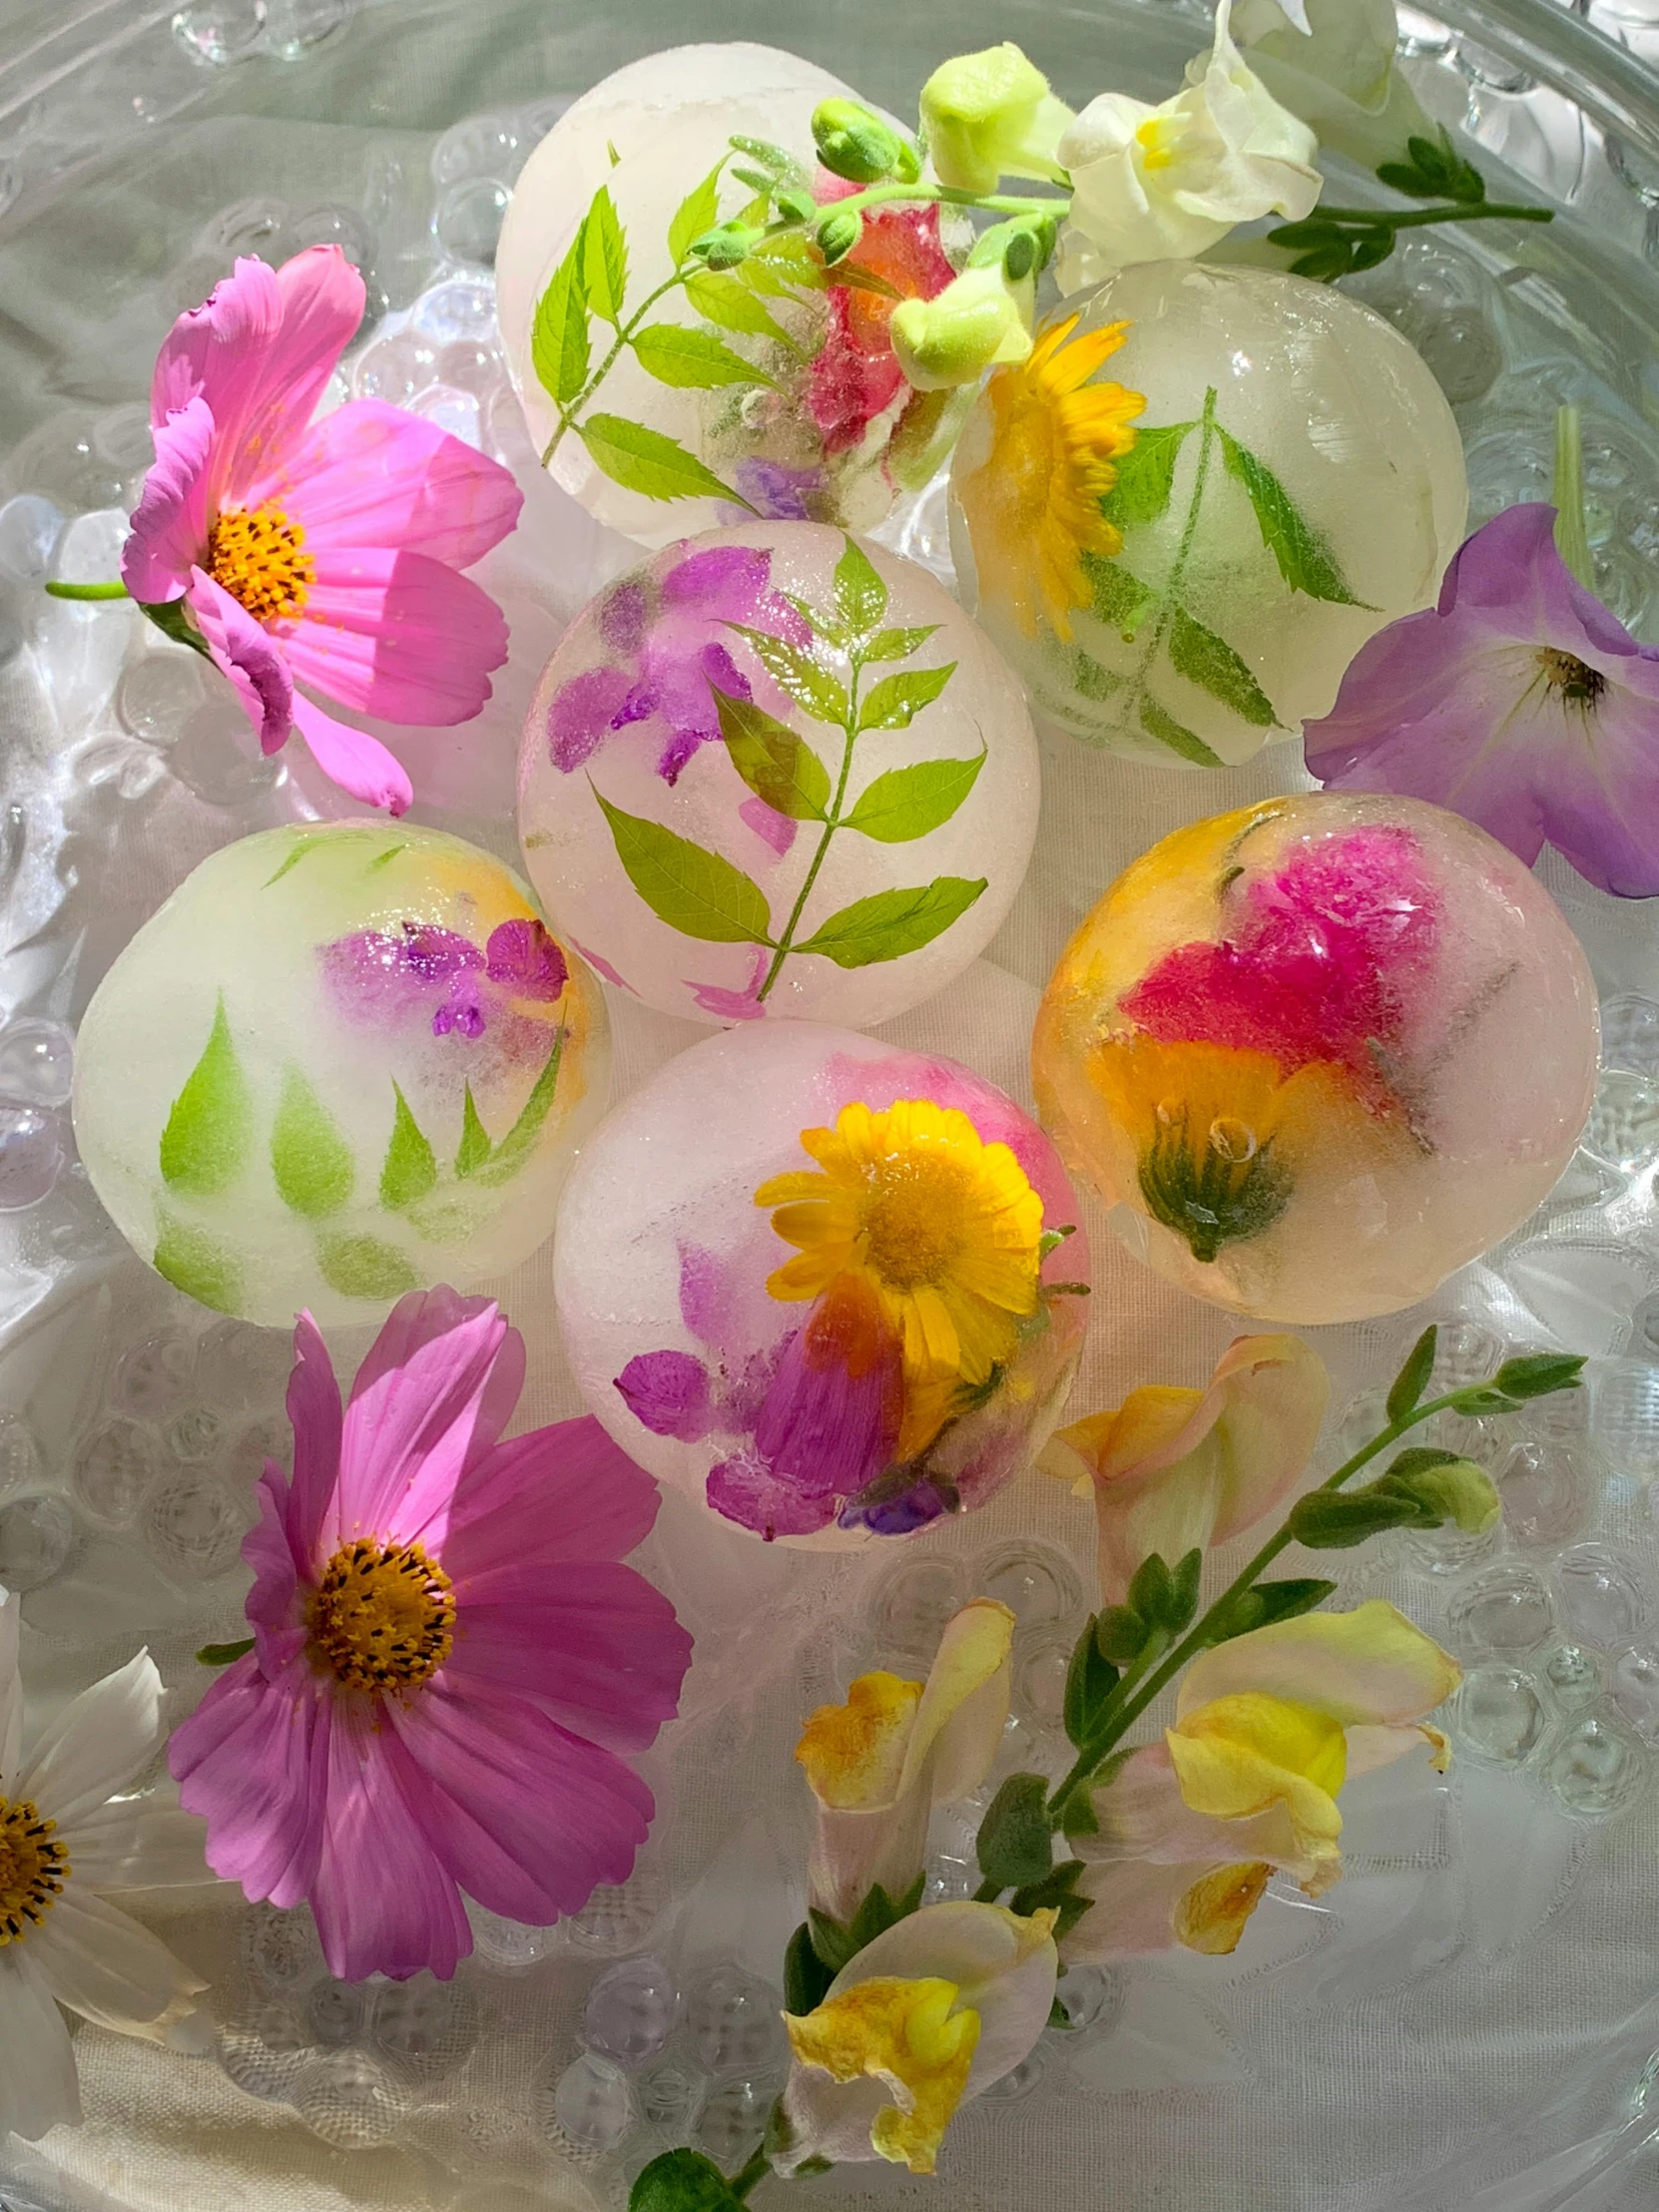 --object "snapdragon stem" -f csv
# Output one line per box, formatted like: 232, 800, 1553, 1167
1315, 202, 1553, 228
1043, 1386, 1476, 1827
540, 267, 696, 469
728, 2144, 773, 2199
